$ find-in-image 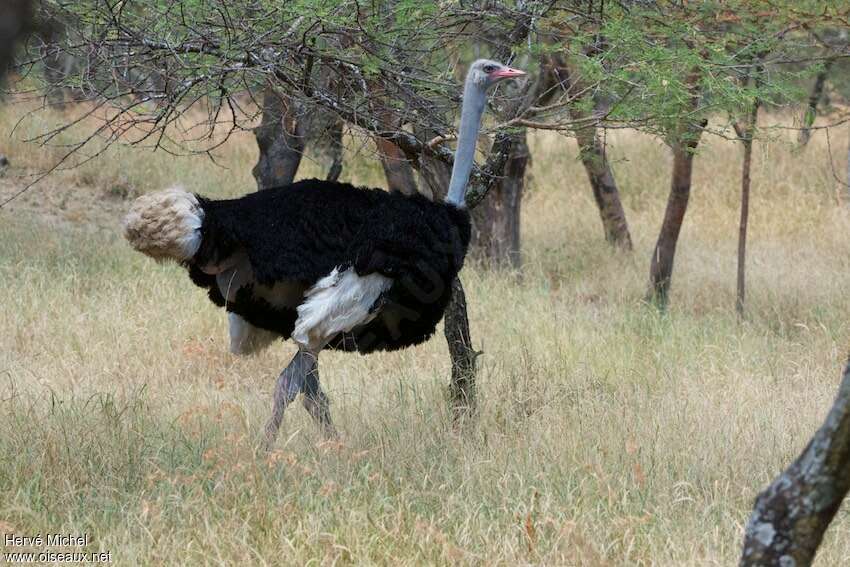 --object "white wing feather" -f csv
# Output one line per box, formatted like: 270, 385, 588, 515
292, 267, 392, 351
